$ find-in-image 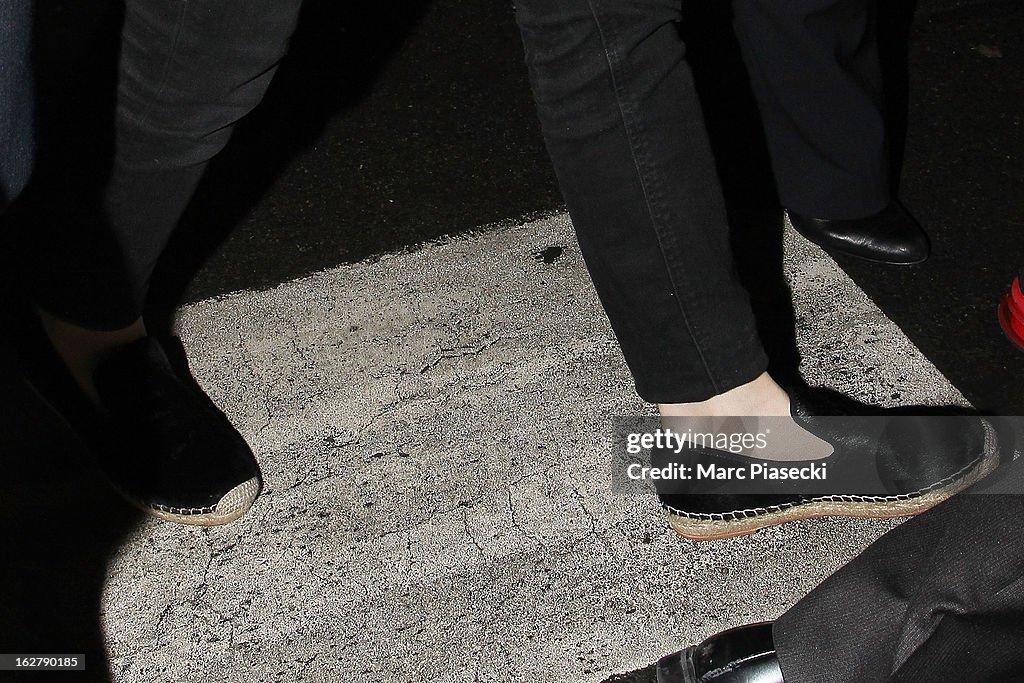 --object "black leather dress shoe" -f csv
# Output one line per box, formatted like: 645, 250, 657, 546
656, 623, 783, 683
787, 201, 929, 265
91, 336, 262, 525
659, 388, 1000, 540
